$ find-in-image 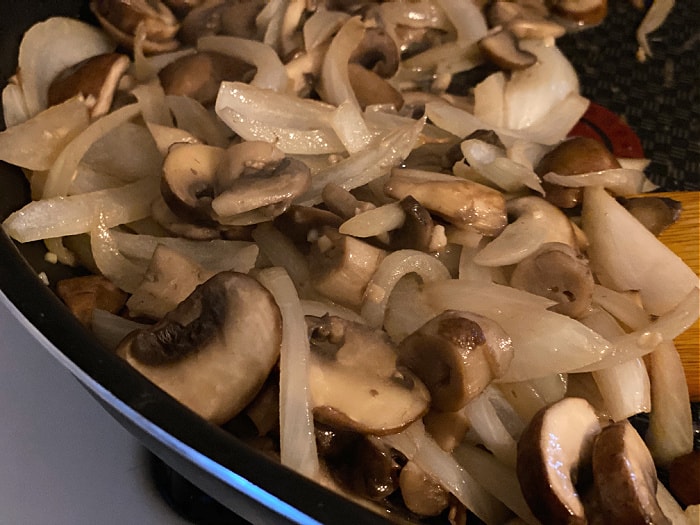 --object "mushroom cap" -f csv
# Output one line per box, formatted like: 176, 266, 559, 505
306, 315, 430, 435
591, 420, 670, 525
397, 310, 514, 412
117, 271, 282, 425
517, 397, 602, 525
537, 137, 621, 209
510, 242, 594, 318
399, 461, 450, 517
478, 28, 537, 71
